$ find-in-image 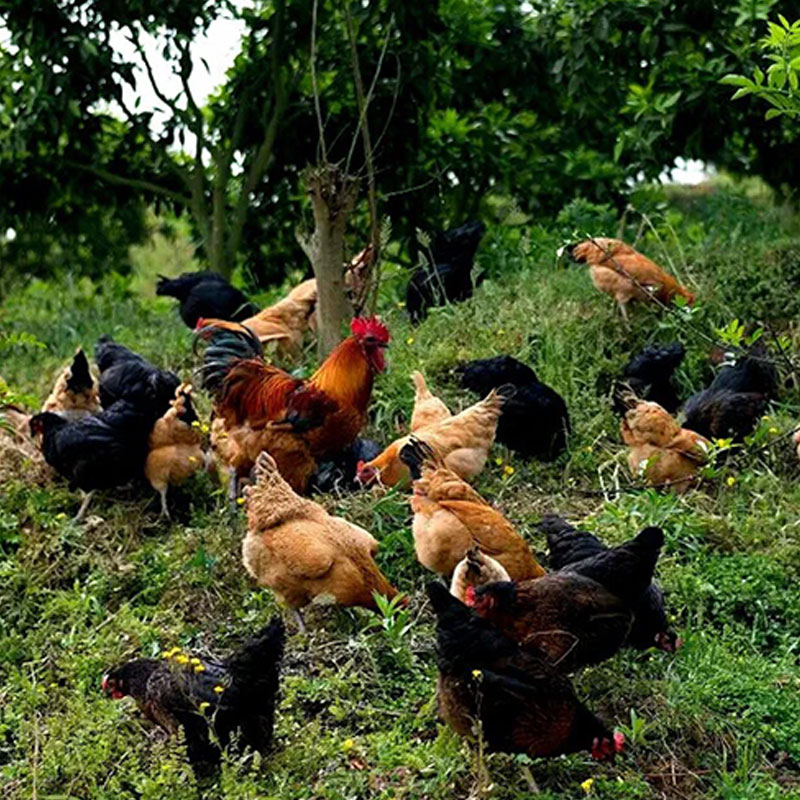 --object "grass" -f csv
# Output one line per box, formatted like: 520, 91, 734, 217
3, 180, 800, 798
